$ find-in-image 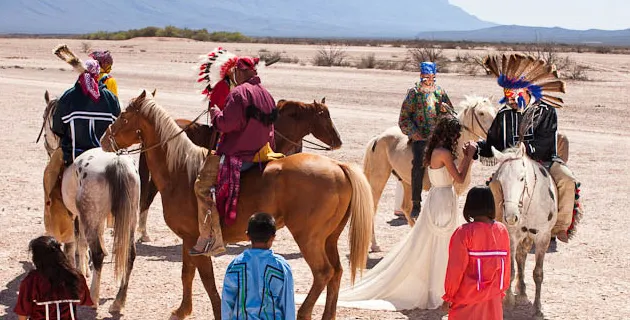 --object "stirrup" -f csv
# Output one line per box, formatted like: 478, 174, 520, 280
189, 237, 225, 257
